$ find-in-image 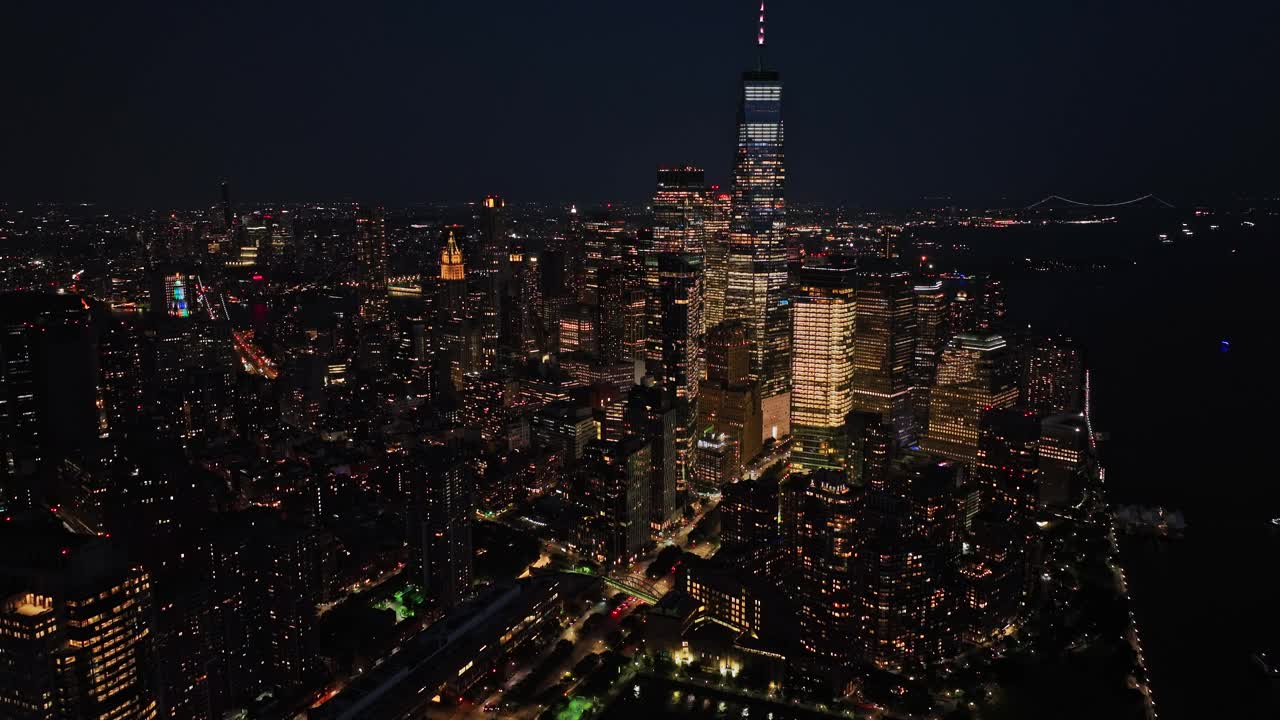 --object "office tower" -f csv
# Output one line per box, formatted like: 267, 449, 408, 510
437, 321, 482, 393
691, 431, 738, 494
439, 229, 467, 287
532, 401, 596, 465
910, 279, 947, 429
477, 195, 508, 365
975, 408, 1042, 522
621, 380, 679, 530
1038, 412, 1091, 508
207, 511, 323, 710
852, 453, 964, 669
1021, 335, 1084, 415
957, 514, 1026, 644
149, 319, 238, 445
945, 273, 1006, 335
407, 451, 474, 608
220, 180, 234, 231
726, 11, 789, 441
648, 254, 704, 403
597, 266, 628, 364
0, 527, 158, 720
354, 205, 389, 369
922, 333, 1020, 464
791, 267, 857, 473
850, 264, 917, 445
558, 303, 597, 355
579, 208, 626, 306
437, 233, 469, 337
796, 469, 861, 664
720, 474, 780, 550
621, 288, 648, 365
697, 321, 762, 476
845, 410, 894, 491
56, 429, 204, 563
1, 293, 103, 511
435, 230, 481, 391
652, 166, 707, 254
579, 437, 652, 565
702, 189, 732, 329
461, 371, 520, 443
506, 251, 542, 358
390, 316, 435, 400
153, 568, 214, 720
354, 205, 388, 323
99, 319, 145, 438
